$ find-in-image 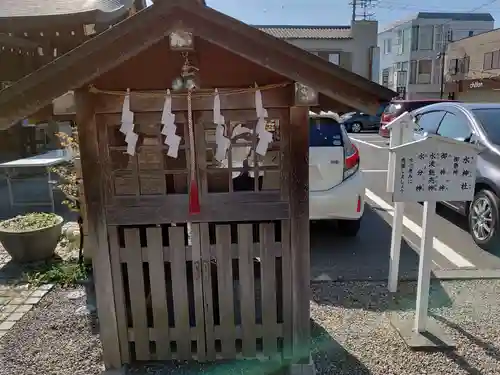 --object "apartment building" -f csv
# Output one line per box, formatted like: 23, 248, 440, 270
445, 28, 500, 101
258, 20, 379, 81
378, 12, 494, 99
